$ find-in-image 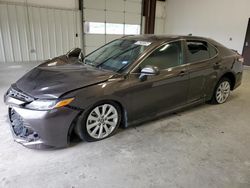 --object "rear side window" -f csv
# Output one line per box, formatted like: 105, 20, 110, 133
186, 41, 210, 63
